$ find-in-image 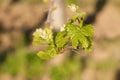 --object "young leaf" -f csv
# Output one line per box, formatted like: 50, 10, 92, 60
46, 44, 57, 57
37, 45, 57, 60
65, 23, 91, 50
71, 35, 79, 49
55, 31, 68, 48
79, 24, 93, 37
37, 51, 51, 60
70, 12, 86, 22
78, 34, 89, 48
